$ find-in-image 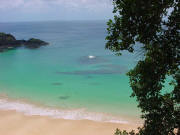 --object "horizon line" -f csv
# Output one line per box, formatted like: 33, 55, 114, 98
0, 19, 111, 23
